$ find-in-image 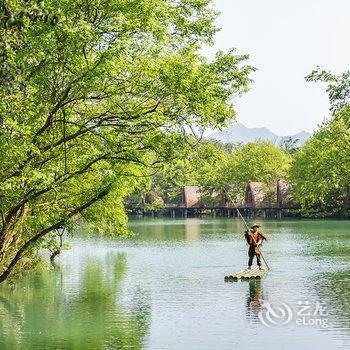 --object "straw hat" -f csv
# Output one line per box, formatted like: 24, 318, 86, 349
250, 223, 261, 228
